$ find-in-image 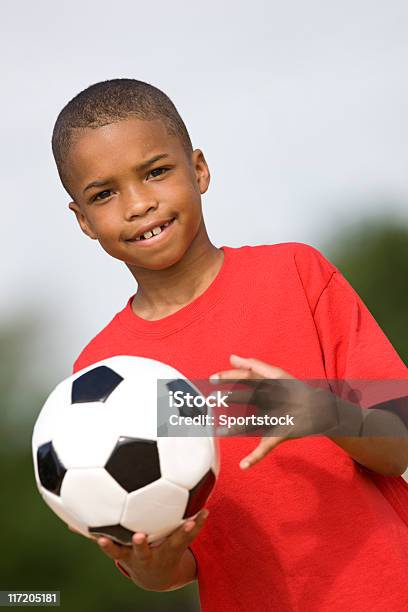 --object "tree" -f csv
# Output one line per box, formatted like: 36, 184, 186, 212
323, 217, 408, 365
